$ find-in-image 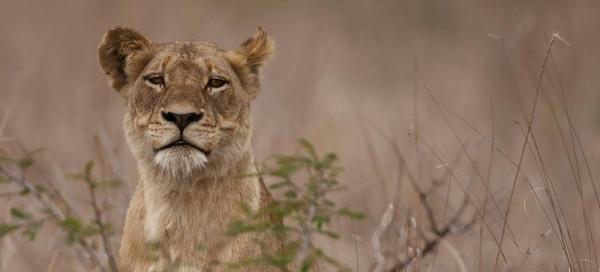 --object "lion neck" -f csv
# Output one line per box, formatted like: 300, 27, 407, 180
138, 149, 260, 244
